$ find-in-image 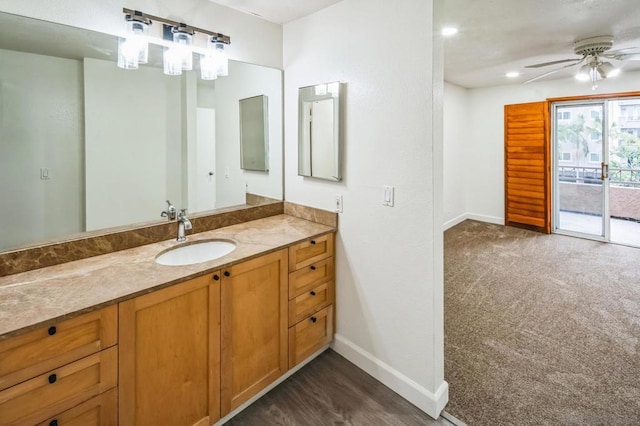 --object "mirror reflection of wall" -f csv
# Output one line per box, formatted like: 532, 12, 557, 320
0, 12, 283, 252
298, 82, 342, 181
239, 95, 269, 172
